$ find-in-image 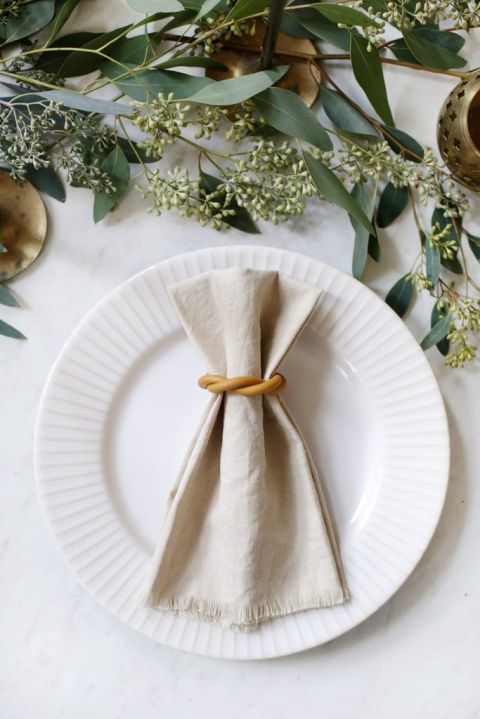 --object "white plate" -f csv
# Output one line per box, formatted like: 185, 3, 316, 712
34, 246, 449, 660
